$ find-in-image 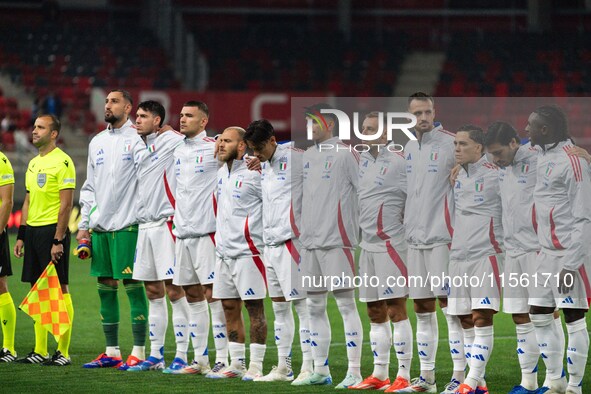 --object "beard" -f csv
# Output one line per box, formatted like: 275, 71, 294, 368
105, 112, 121, 124
220, 147, 239, 163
